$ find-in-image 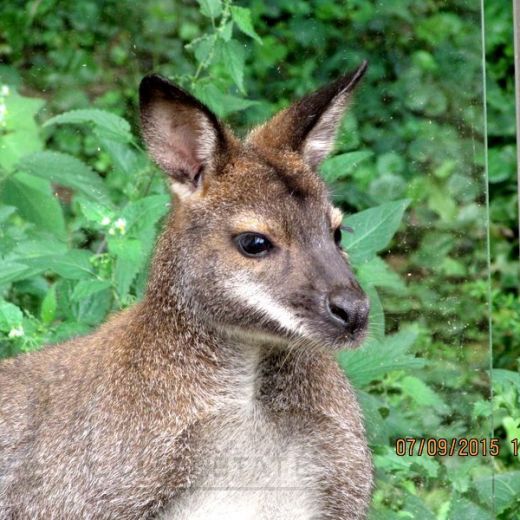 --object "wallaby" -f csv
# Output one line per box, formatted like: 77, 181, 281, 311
0, 62, 373, 519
